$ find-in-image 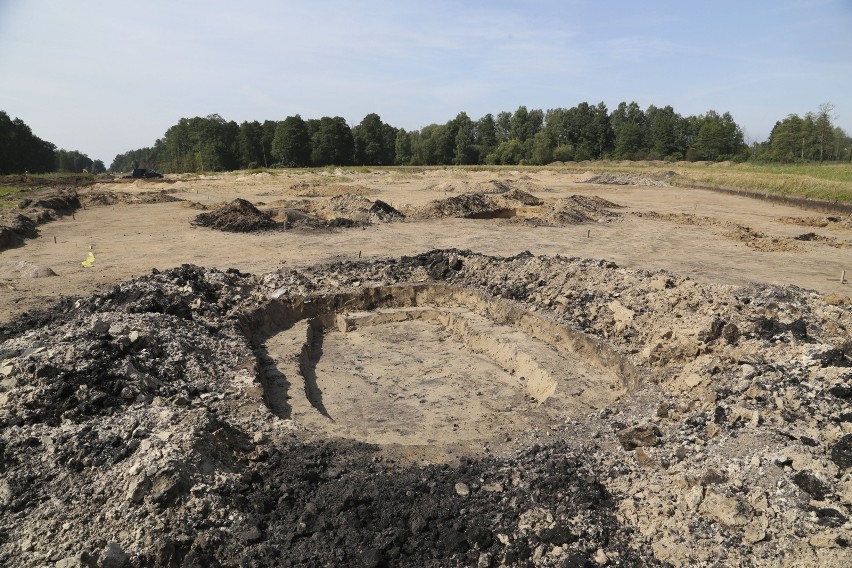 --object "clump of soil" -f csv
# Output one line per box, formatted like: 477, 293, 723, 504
80, 191, 182, 207
725, 225, 803, 252
778, 215, 852, 229
417, 193, 505, 219
544, 195, 621, 225
0, 191, 81, 251
501, 188, 543, 206
288, 182, 375, 197
192, 198, 277, 232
